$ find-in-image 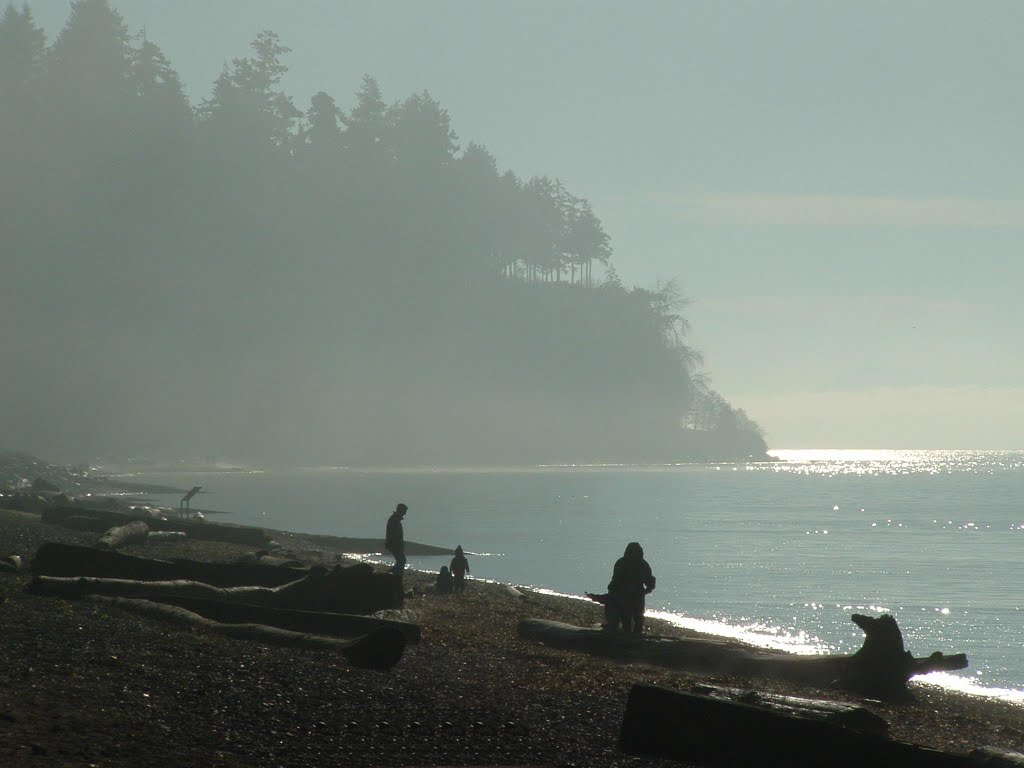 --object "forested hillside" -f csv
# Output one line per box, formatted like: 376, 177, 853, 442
0, 0, 767, 465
